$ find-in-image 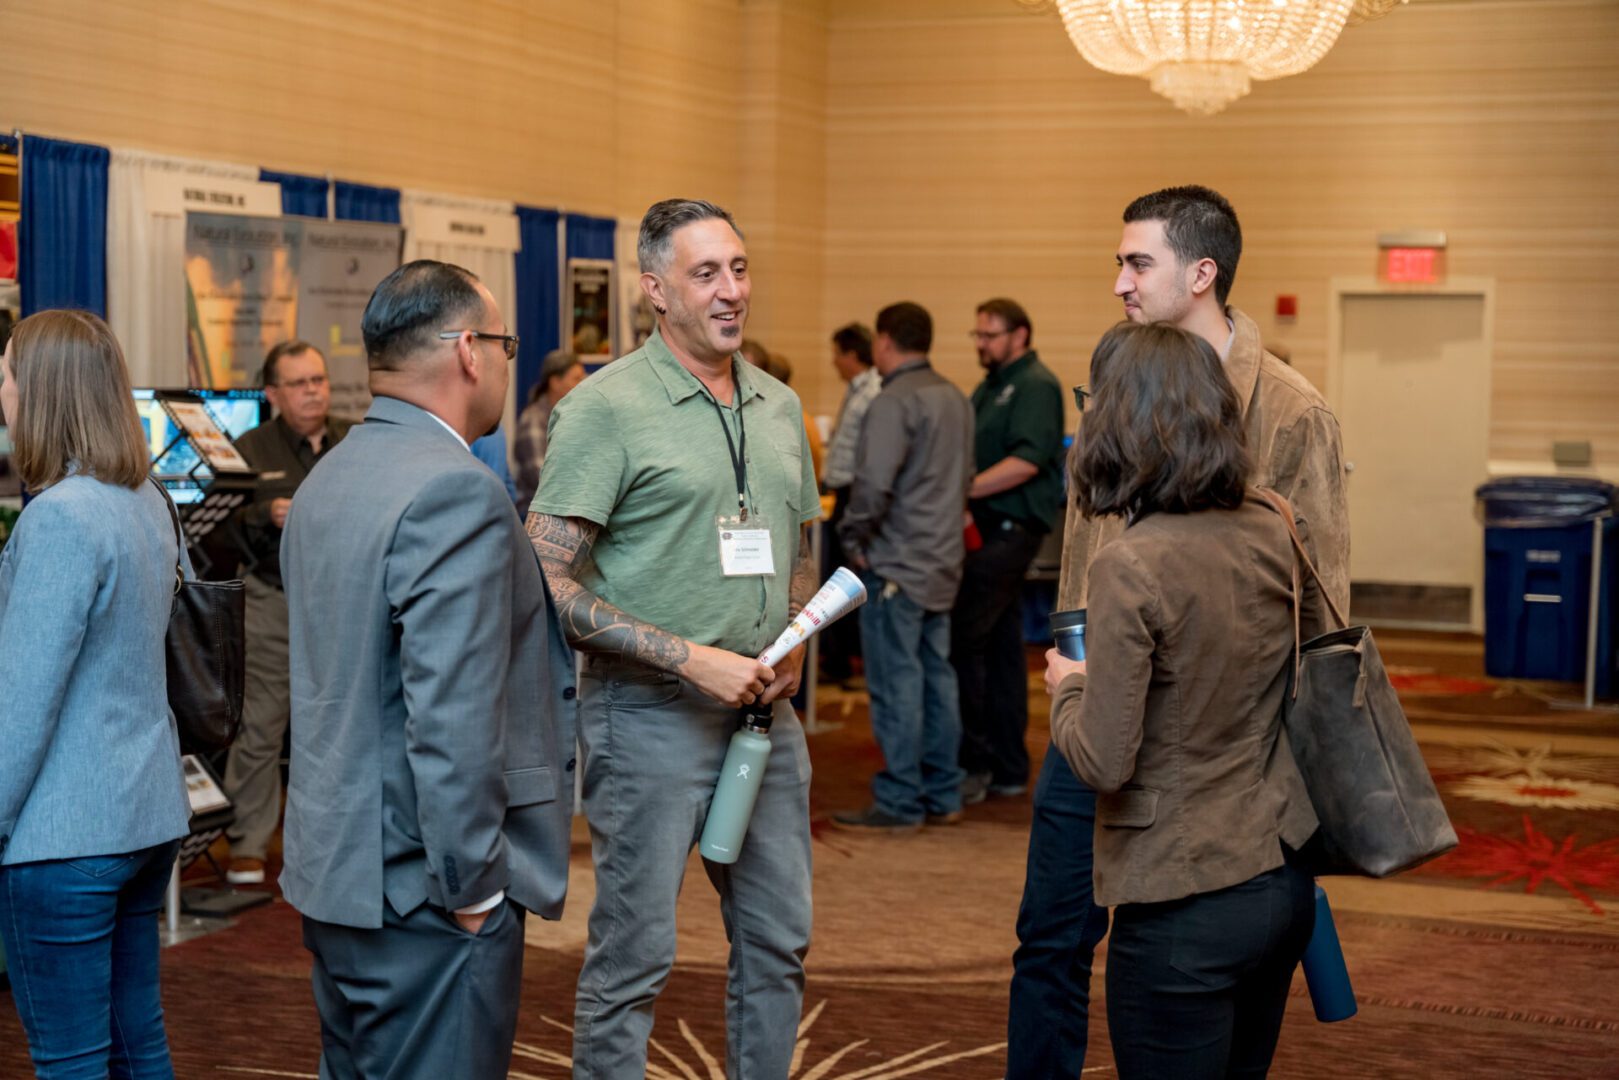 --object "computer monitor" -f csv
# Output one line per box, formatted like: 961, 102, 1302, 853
133, 389, 268, 483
